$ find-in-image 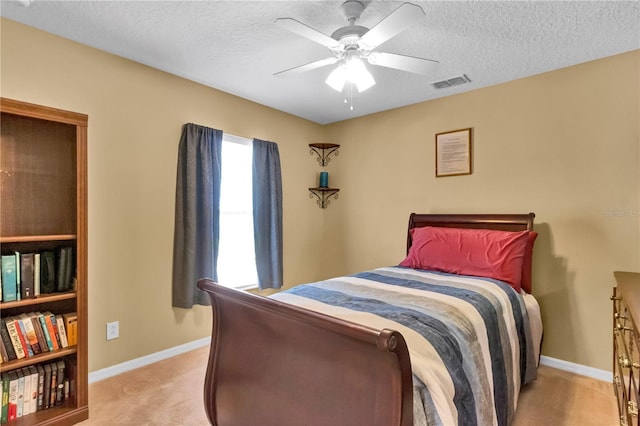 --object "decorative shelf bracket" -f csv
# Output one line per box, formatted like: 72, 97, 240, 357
309, 143, 340, 167
308, 188, 340, 209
